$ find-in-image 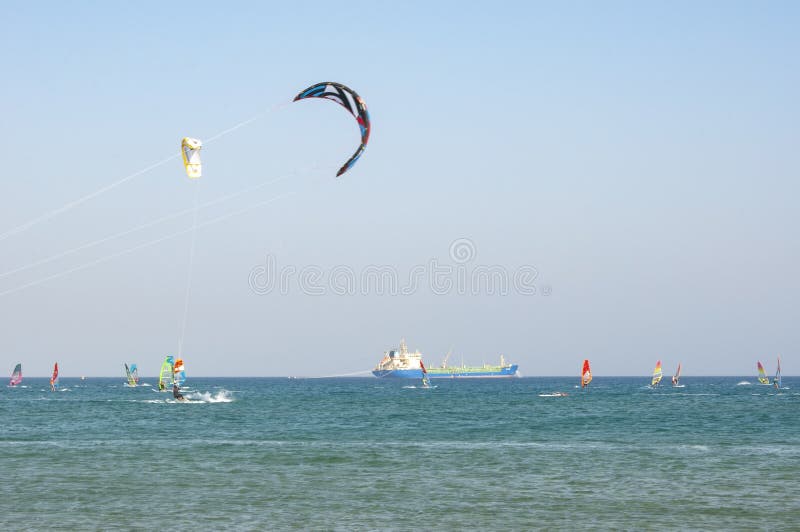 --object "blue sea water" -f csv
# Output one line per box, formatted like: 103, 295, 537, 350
1, 377, 798, 530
